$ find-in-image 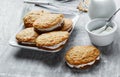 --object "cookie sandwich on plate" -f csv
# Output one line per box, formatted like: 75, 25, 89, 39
33, 14, 64, 33
61, 18, 73, 32
23, 10, 50, 28
36, 31, 69, 50
16, 27, 39, 46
